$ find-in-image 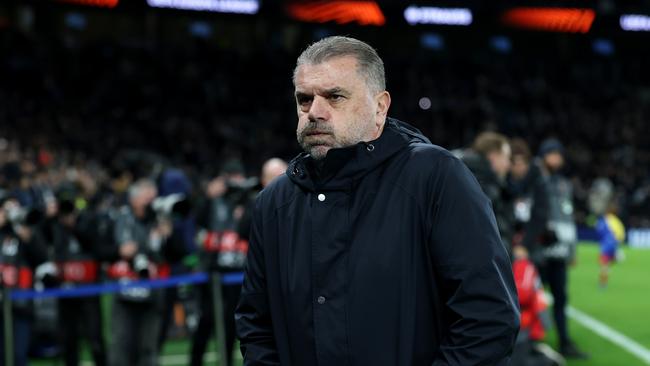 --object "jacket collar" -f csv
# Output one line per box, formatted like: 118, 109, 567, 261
287, 118, 428, 192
